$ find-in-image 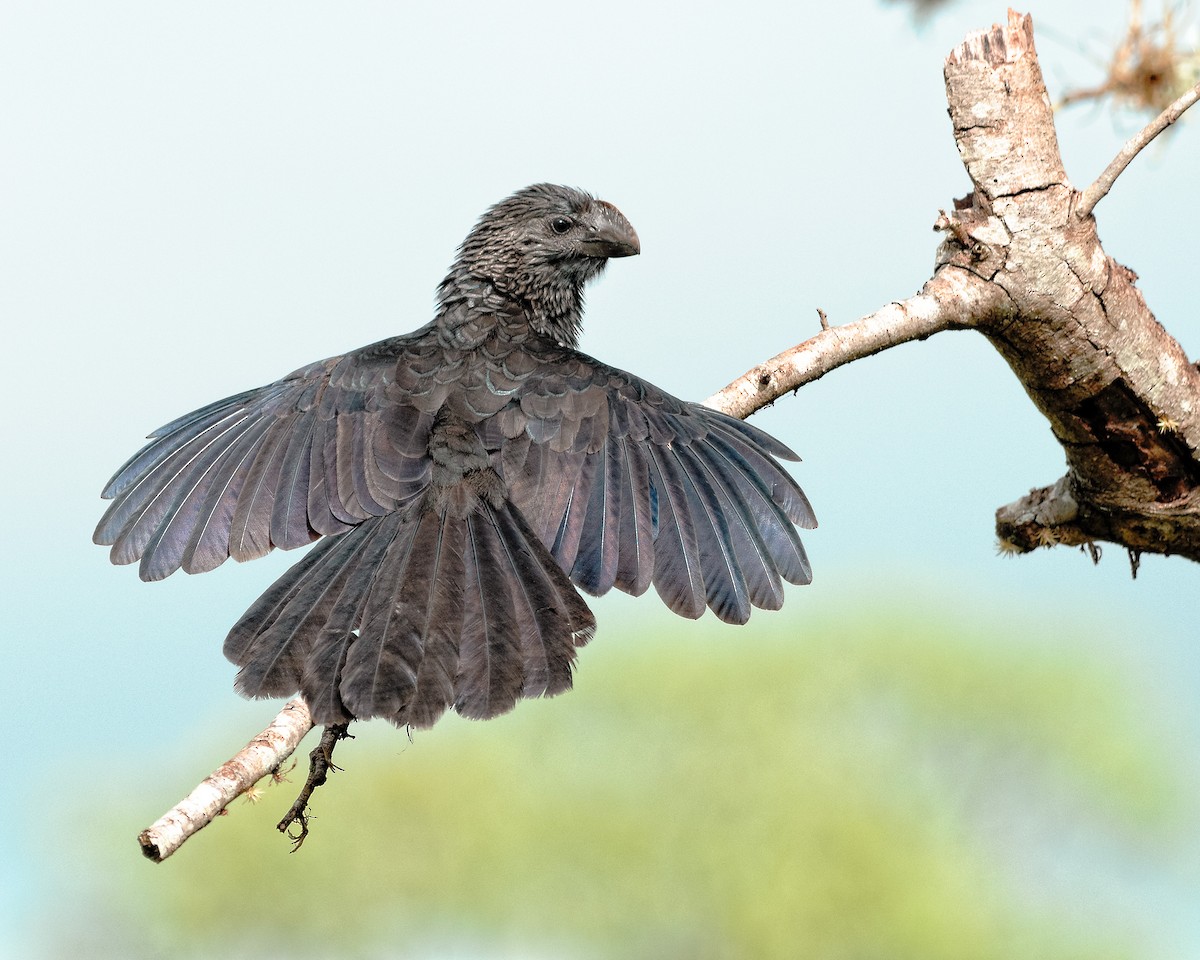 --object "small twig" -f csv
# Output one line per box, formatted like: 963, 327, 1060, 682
1055, 84, 1116, 110
816, 308, 829, 331
934, 209, 992, 260
934, 208, 973, 248
138, 698, 314, 862
705, 267, 1008, 420
277, 723, 353, 851
1077, 78, 1200, 218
